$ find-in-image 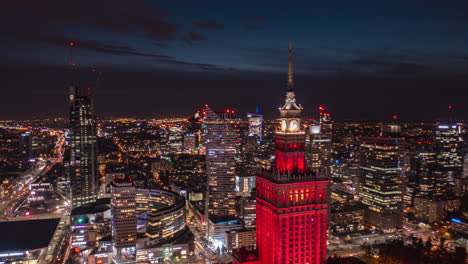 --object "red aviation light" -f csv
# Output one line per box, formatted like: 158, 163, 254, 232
318, 106, 325, 111
448, 105, 453, 109
69, 42, 75, 46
